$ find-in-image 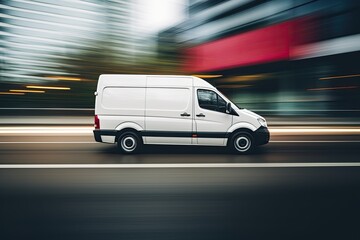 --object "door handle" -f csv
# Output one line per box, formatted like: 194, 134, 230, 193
196, 113, 205, 117
180, 112, 191, 117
